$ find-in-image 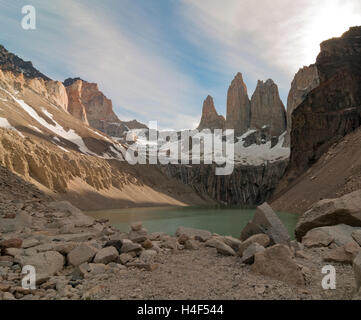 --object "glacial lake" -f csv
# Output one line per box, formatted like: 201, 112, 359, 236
86, 206, 298, 239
